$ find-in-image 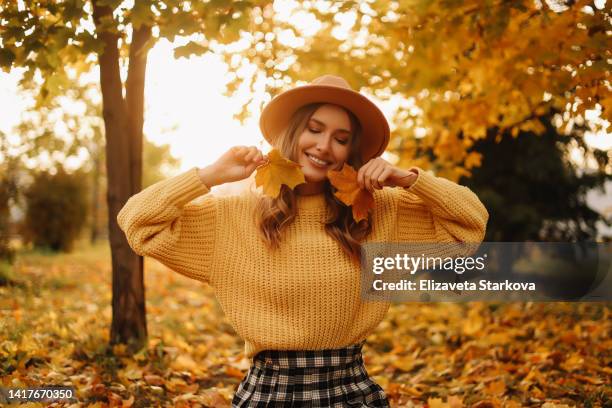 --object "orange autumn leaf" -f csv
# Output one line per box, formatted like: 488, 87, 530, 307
122, 395, 135, 408
255, 149, 305, 198
144, 374, 165, 386
225, 365, 246, 379
327, 164, 374, 222
484, 379, 506, 396
447, 396, 465, 408
427, 396, 464, 408
427, 398, 448, 408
